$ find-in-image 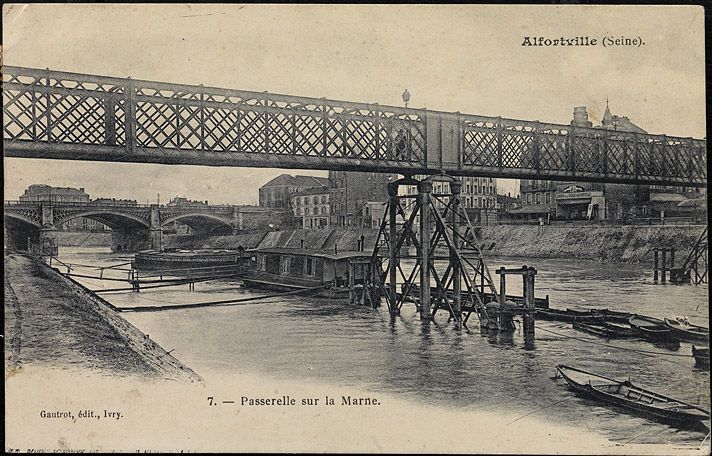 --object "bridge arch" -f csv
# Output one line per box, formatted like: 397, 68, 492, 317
54, 210, 151, 230
4, 211, 43, 229
161, 213, 234, 234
